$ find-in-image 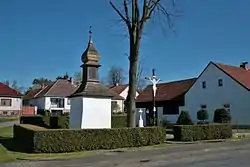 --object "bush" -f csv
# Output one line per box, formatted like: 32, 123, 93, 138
111, 115, 127, 128
213, 108, 231, 123
197, 109, 208, 121
176, 111, 193, 125
21, 115, 127, 129
50, 116, 69, 129
20, 116, 50, 128
173, 124, 232, 141
14, 124, 165, 153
